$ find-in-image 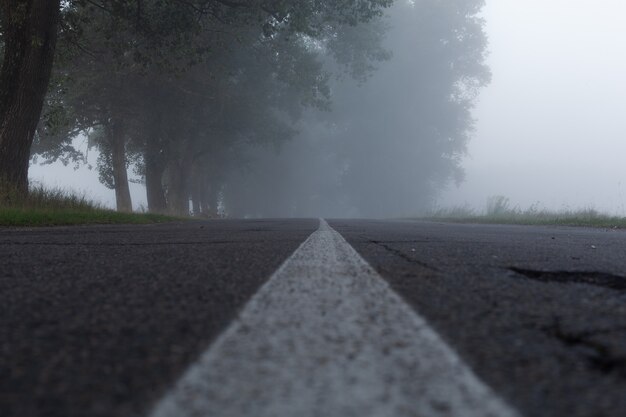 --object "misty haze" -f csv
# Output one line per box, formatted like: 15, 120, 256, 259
2, 1, 626, 417
21, 0, 626, 219
26, 0, 488, 218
